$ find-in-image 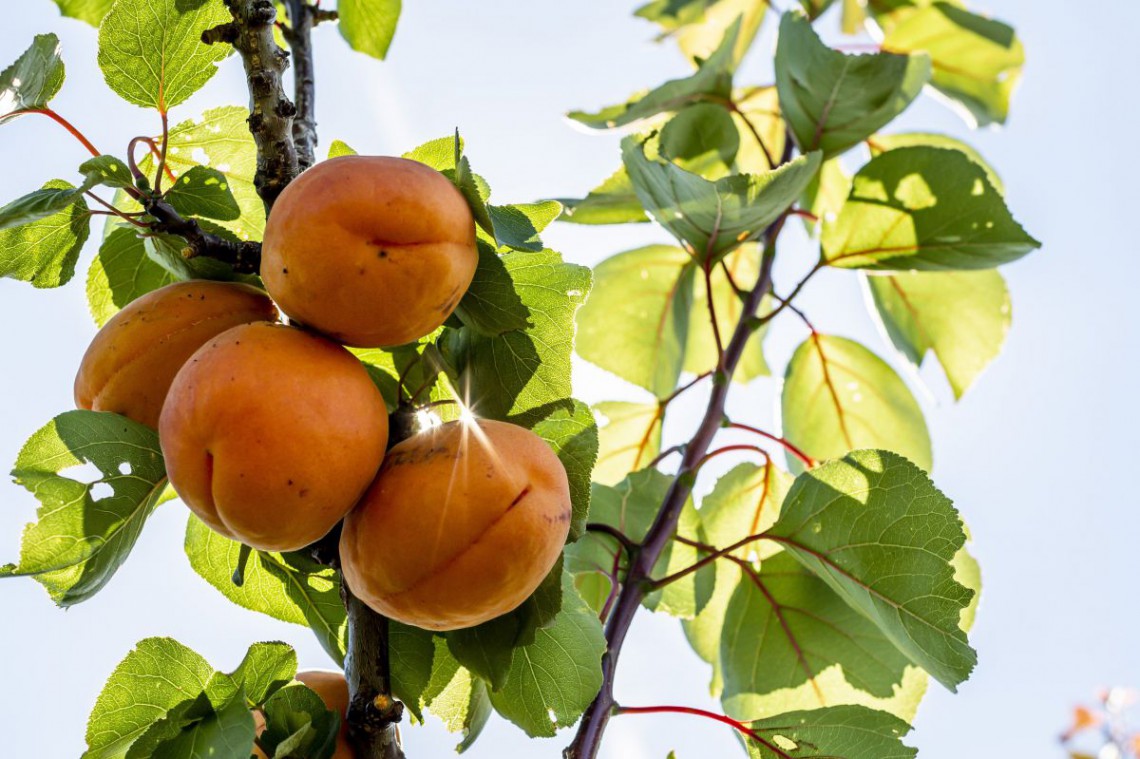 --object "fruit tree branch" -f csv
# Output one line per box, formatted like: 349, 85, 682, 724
144, 198, 262, 273
343, 580, 407, 759
282, 0, 337, 170
203, 0, 299, 211
564, 141, 794, 759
